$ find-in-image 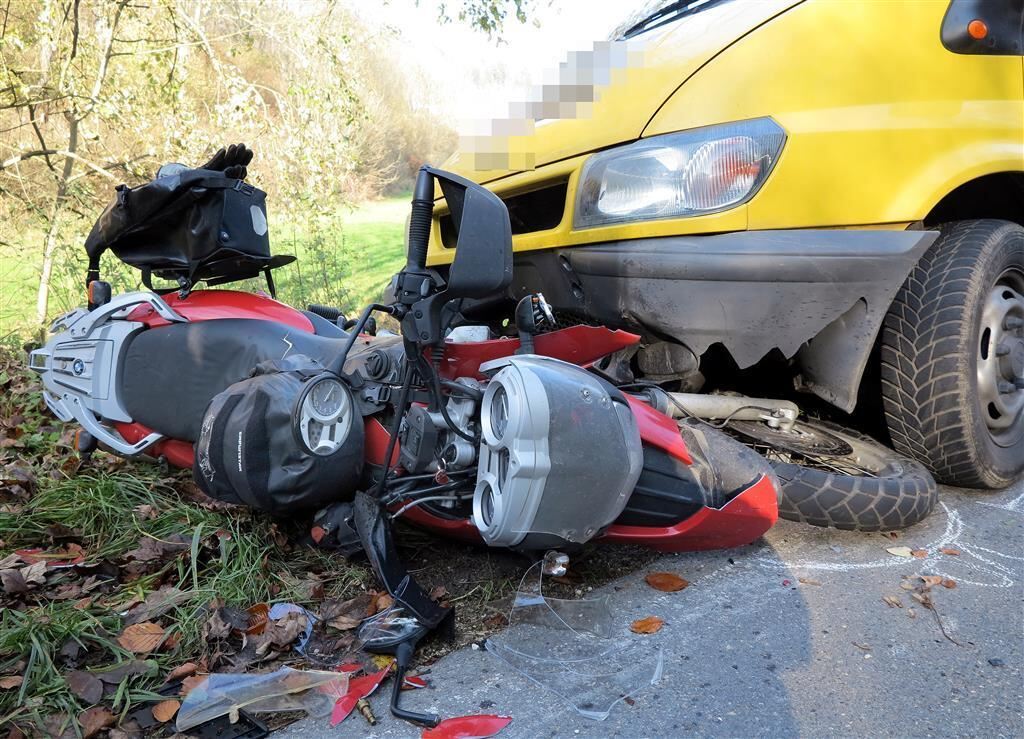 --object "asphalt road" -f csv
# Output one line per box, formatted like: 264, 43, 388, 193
281, 480, 1024, 738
